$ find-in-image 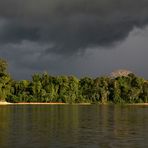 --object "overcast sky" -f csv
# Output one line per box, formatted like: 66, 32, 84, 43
0, 0, 148, 79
